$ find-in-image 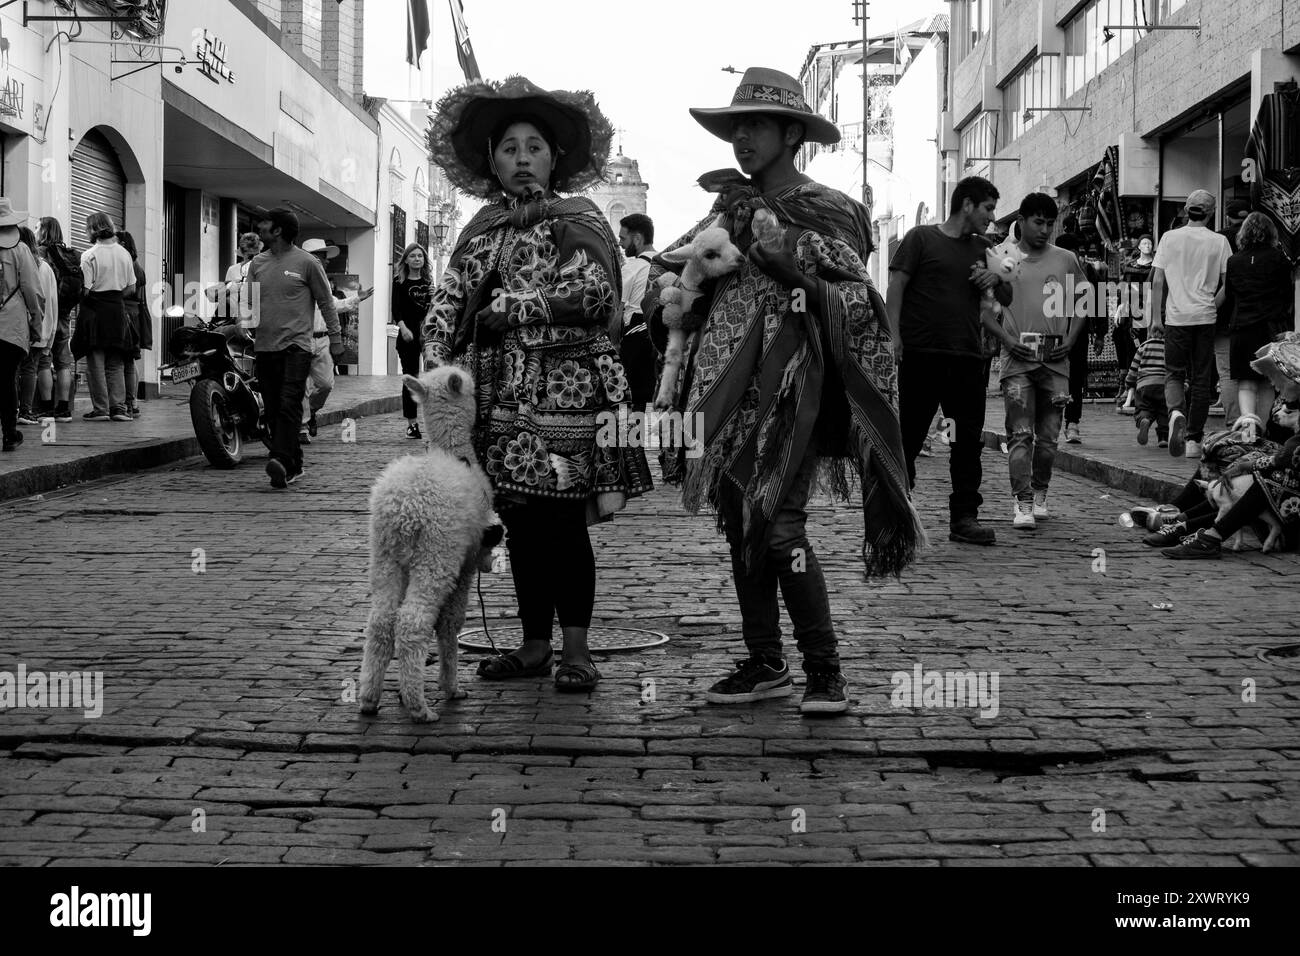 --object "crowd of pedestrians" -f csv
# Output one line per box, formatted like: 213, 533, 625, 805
1, 205, 146, 453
